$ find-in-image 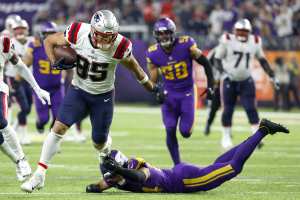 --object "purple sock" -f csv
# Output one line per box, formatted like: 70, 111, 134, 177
231, 129, 266, 170
166, 128, 180, 165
